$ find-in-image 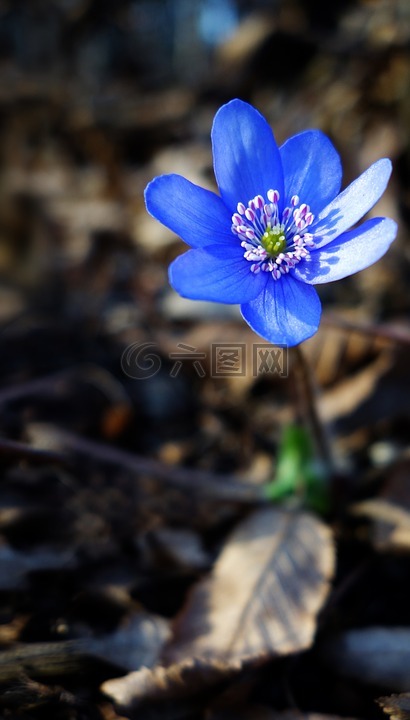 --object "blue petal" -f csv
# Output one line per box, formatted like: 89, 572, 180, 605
211, 99, 284, 213
311, 159, 392, 248
169, 245, 268, 304
240, 276, 321, 346
292, 217, 397, 285
279, 130, 342, 216
145, 174, 235, 249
